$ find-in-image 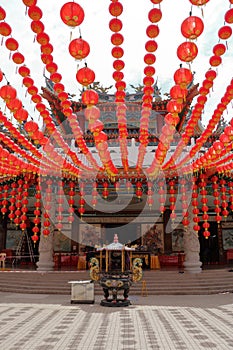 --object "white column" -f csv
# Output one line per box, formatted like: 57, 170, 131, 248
183, 205, 202, 273
36, 207, 55, 271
